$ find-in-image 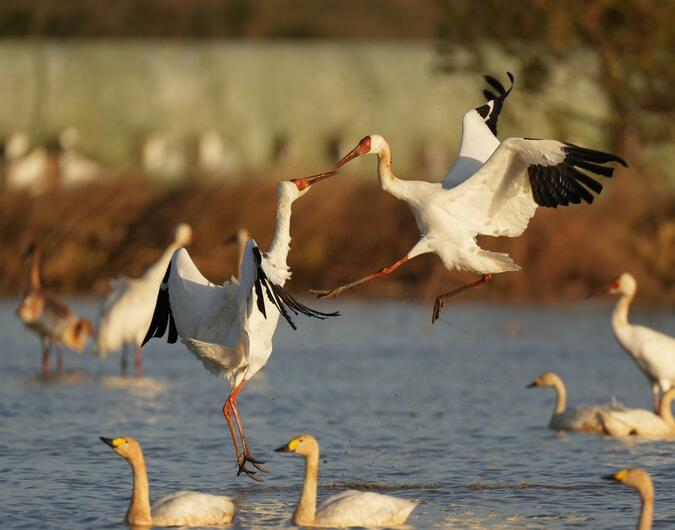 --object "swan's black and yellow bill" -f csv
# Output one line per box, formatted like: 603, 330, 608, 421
603, 469, 629, 482
100, 436, 126, 448
527, 380, 539, 388
274, 437, 301, 453
274, 443, 291, 453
